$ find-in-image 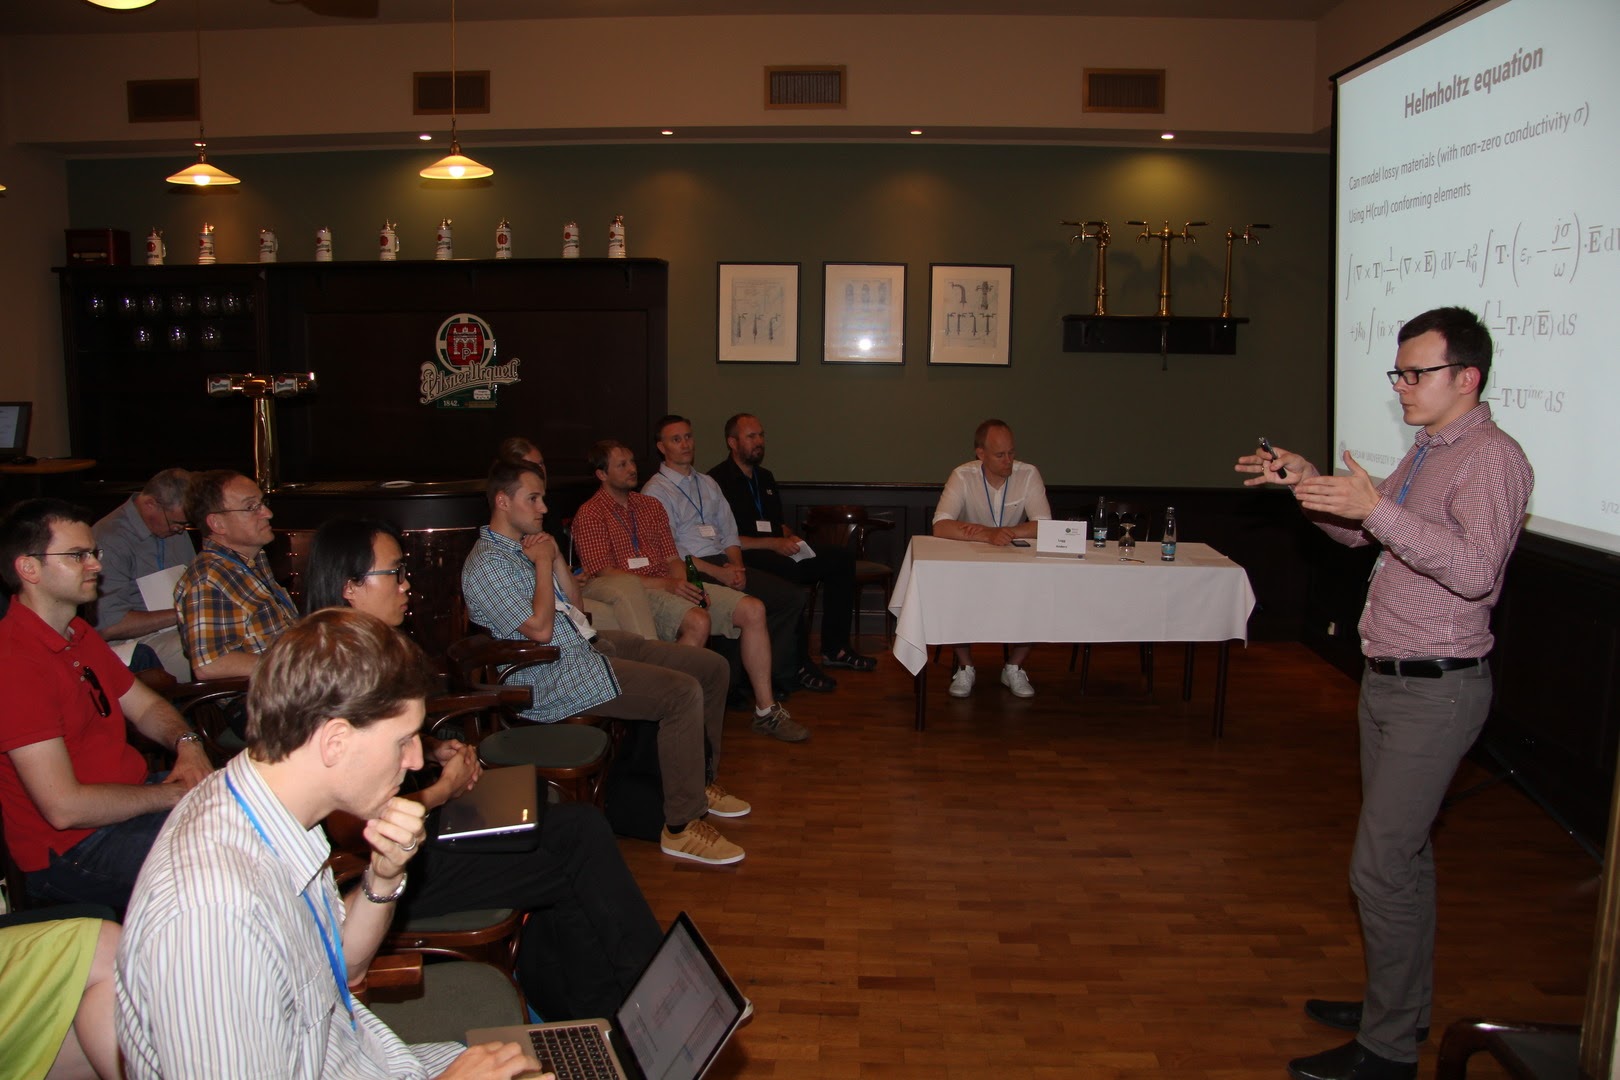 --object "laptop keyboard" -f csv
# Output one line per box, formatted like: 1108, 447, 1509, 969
529, 1024, 618, 1080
